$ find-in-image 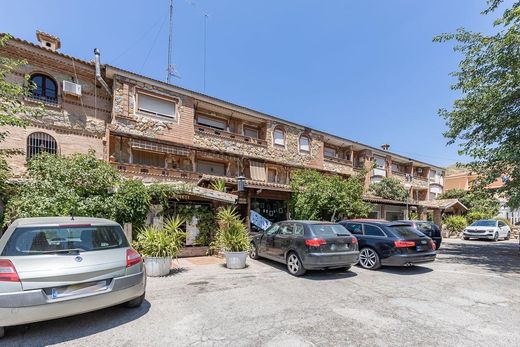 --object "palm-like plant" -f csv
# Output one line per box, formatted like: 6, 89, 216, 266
209, 180, 226, 192
212, 206, 250, 252
134, 217, 186, 258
